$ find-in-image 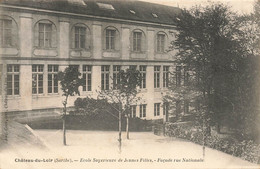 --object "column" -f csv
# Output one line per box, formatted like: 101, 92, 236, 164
121, 26, 130, 60
147, 29, 155, 60
20, 13, 32, 58
92, 22, 102, 59
59, 18, 70, 59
